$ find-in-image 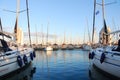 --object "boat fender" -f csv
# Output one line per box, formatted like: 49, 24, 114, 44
89, 52, 92, 59
23, 54, 28, 64
30, 52, 33, 60
17, 55, 23, 67
91, 52, 95, 59
33, 51, 36, 58
89, 52, 95, 59
100, 53, 106, 63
